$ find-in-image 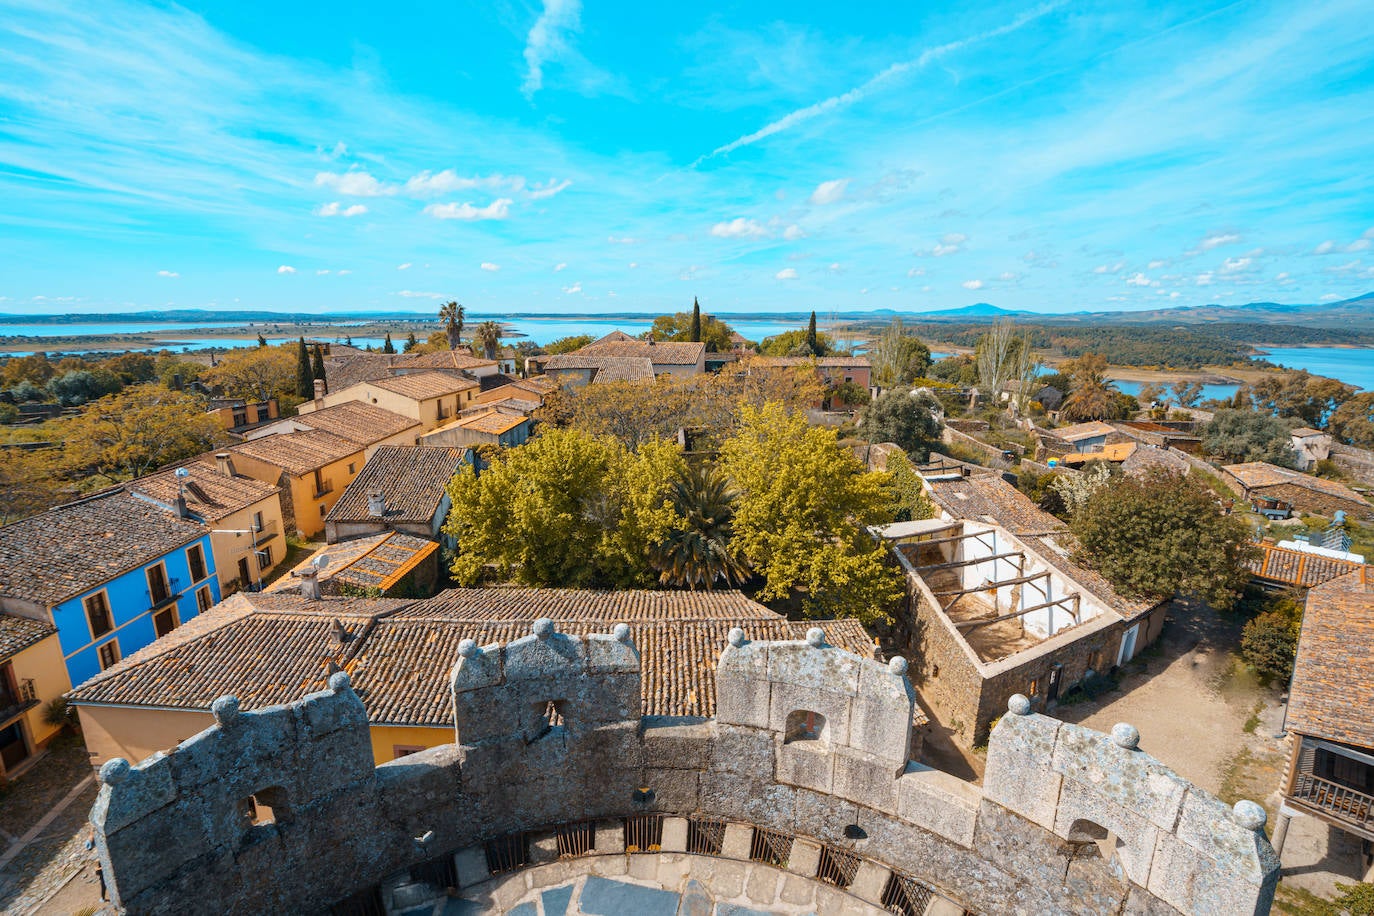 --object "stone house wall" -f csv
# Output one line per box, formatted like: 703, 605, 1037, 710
1330, 443, 1374, 488
1239, 481, 1372, 520
90, 624, 1277, 916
